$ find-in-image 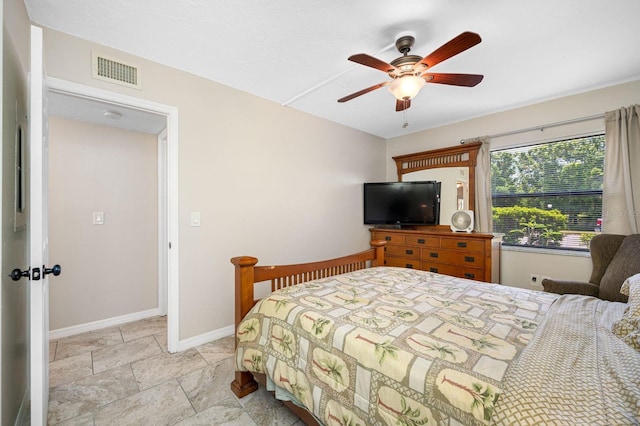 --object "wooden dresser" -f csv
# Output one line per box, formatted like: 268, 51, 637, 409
370, 228, 500, 283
